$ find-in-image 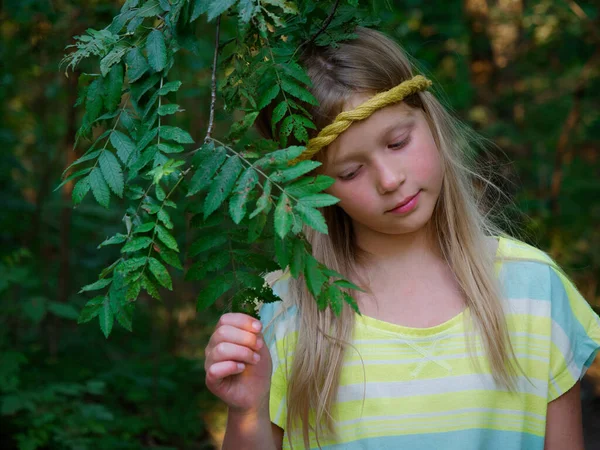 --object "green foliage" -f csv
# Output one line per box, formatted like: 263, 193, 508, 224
56, 0, 376, 338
